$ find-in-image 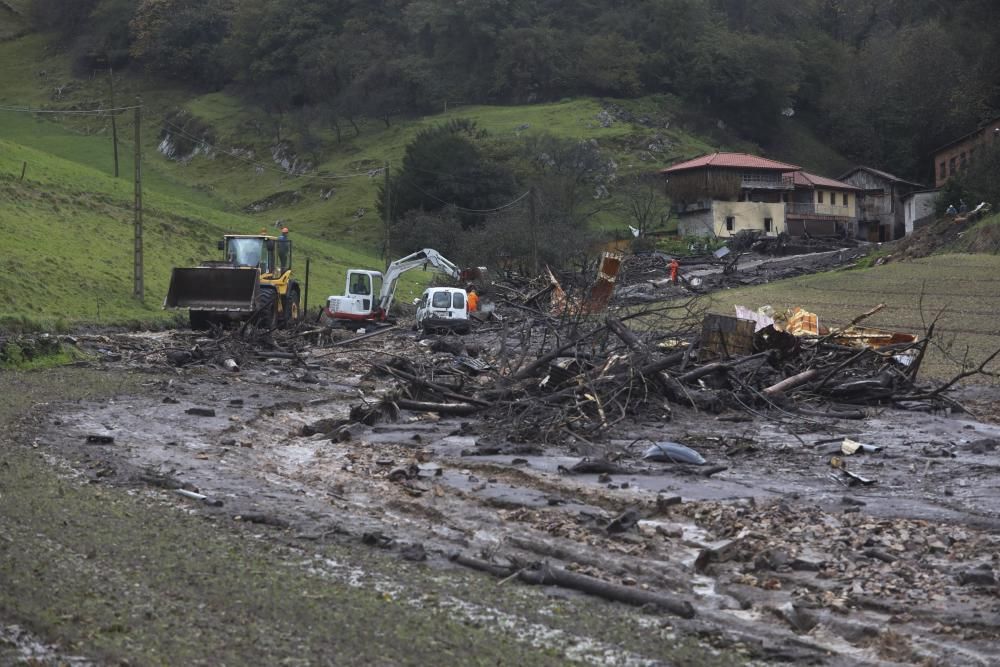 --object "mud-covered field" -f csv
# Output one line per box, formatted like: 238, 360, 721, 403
2, 326, 999, 666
